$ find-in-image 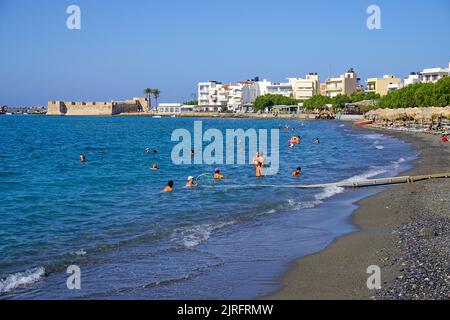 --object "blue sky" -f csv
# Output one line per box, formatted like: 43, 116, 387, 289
0, 0, 449, 106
